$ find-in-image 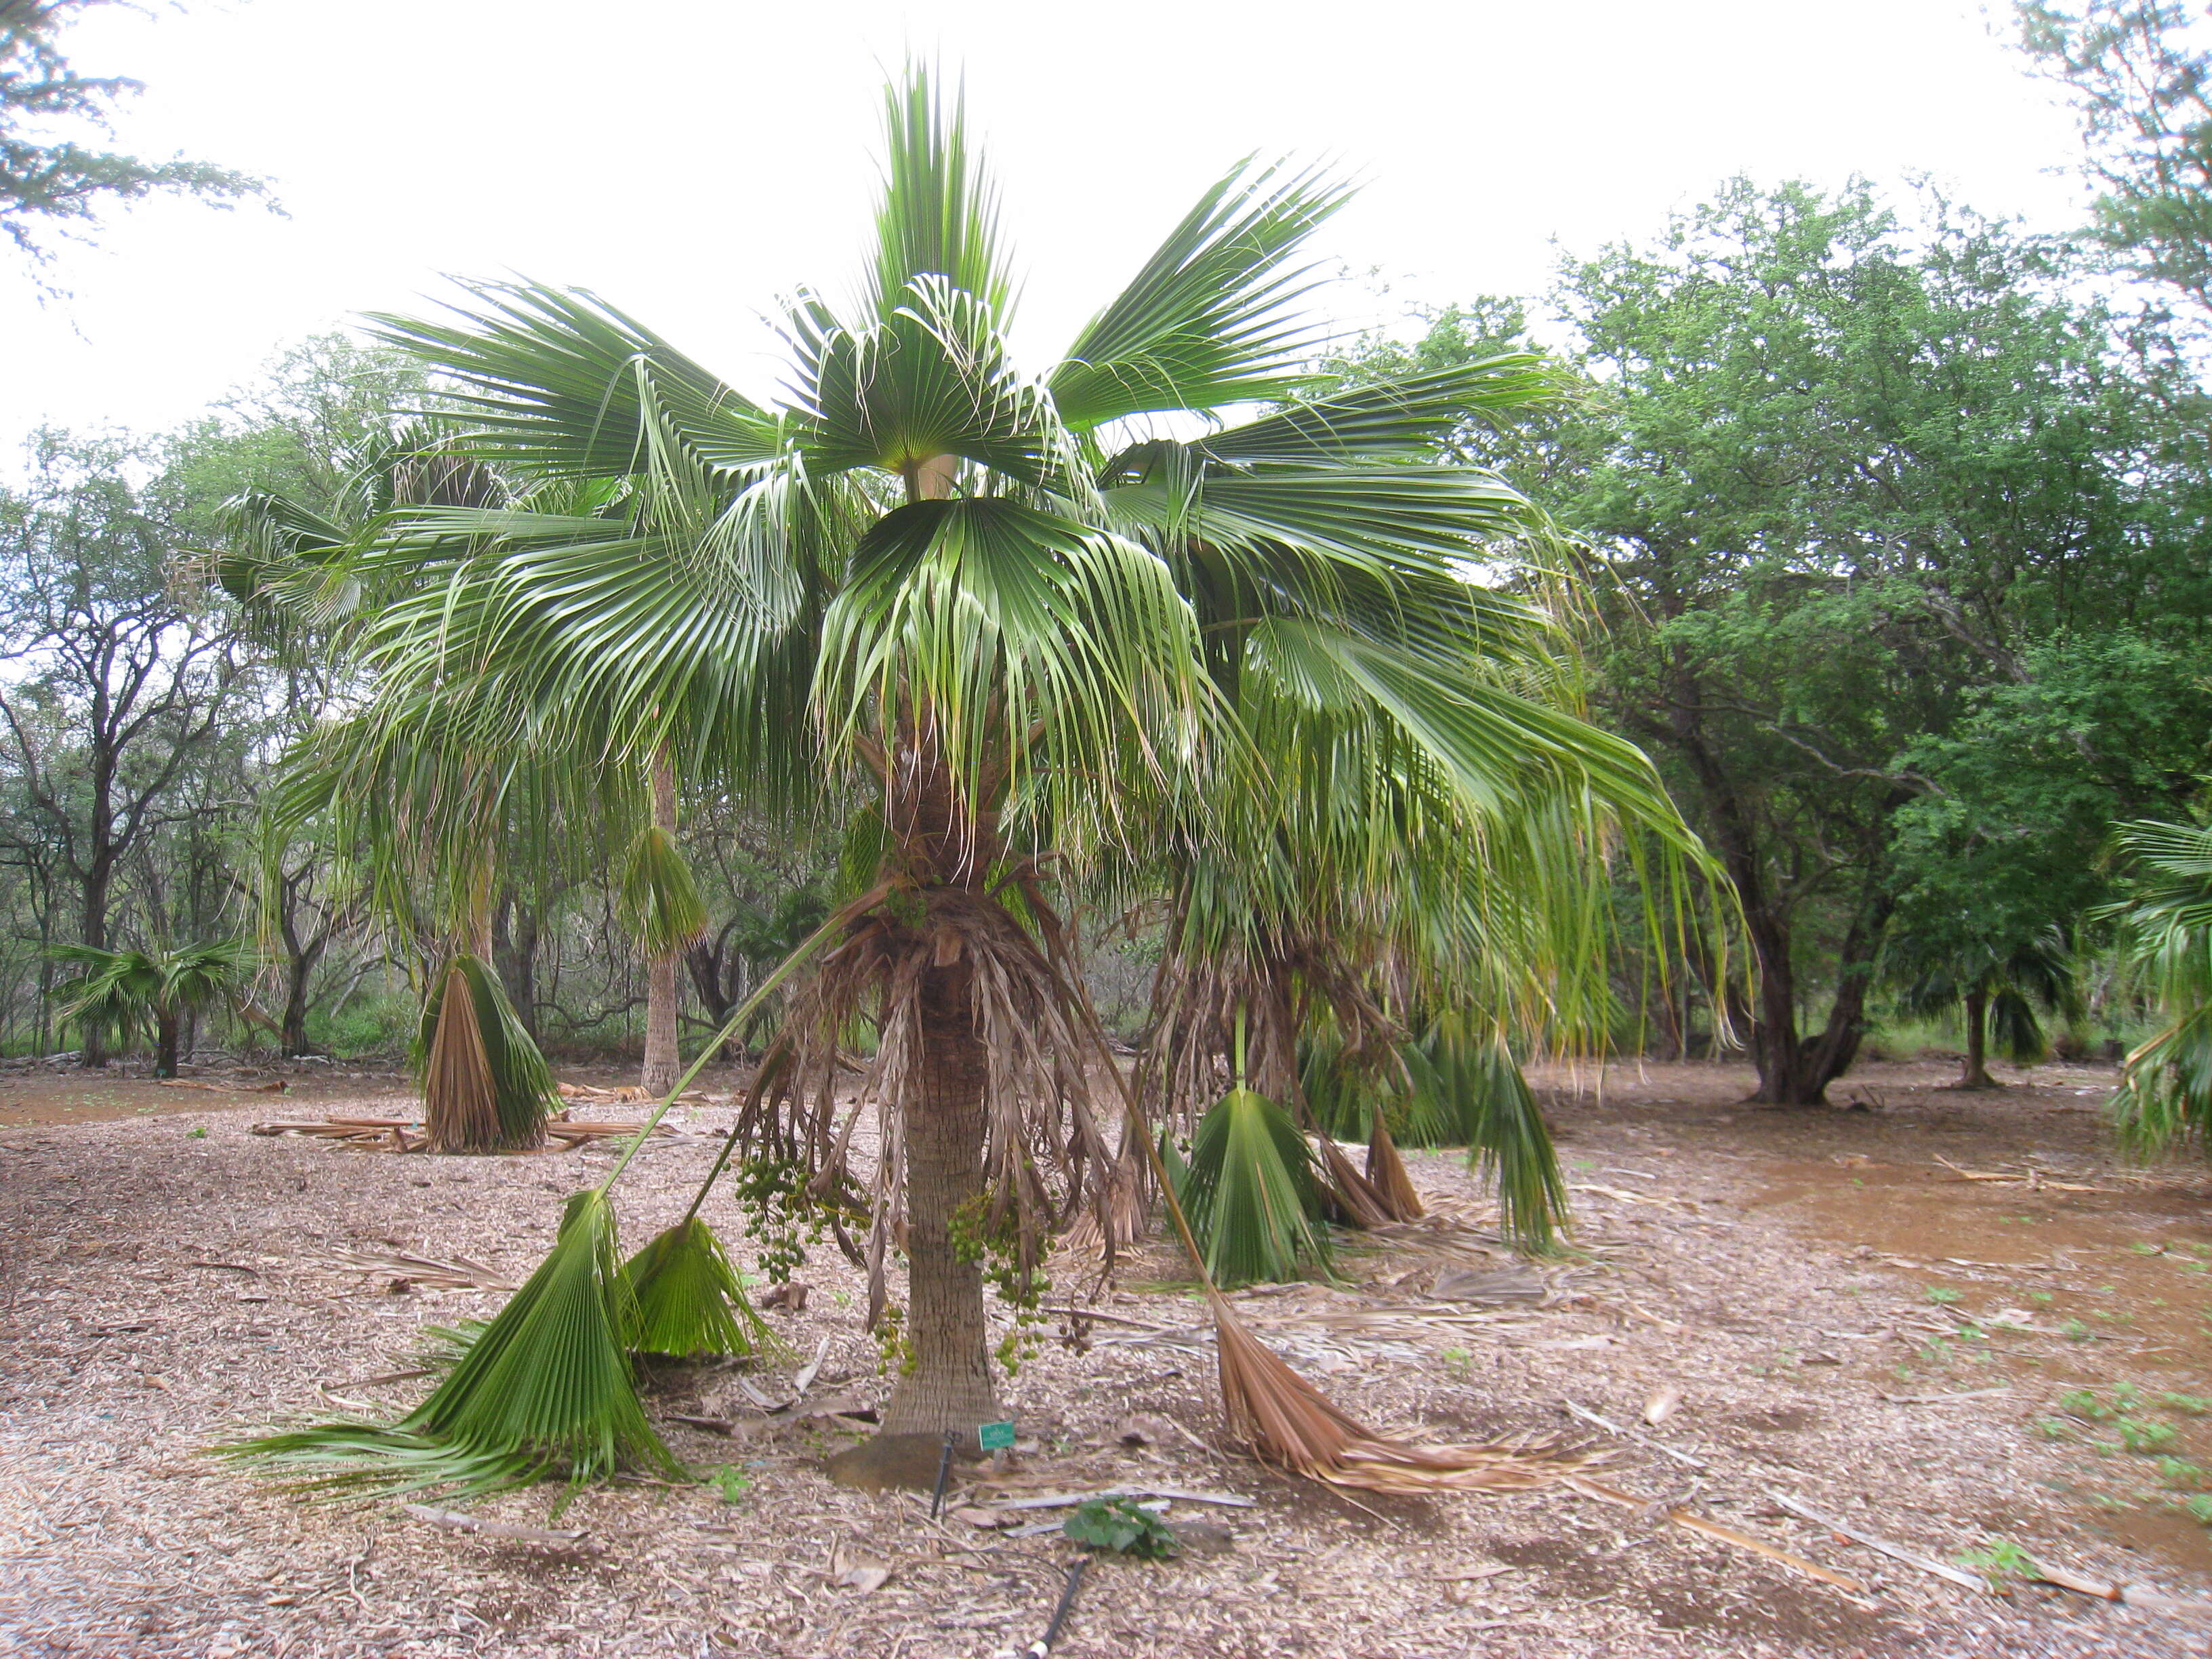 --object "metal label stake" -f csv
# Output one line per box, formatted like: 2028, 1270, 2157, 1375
928, 1429, 957, 1521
